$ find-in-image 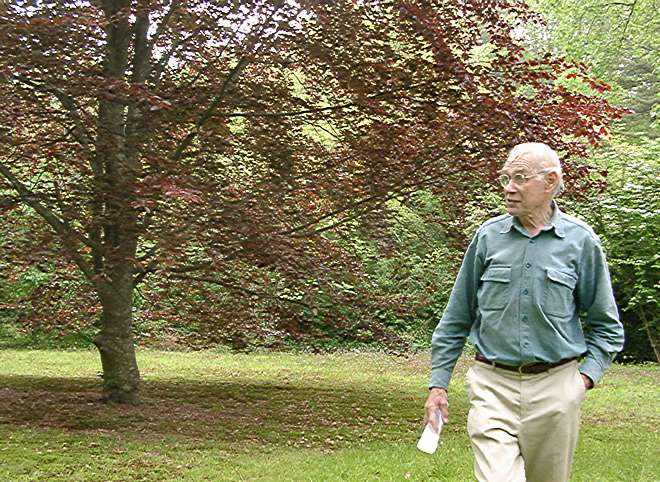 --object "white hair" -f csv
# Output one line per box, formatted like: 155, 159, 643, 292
507, 142, 564, 196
